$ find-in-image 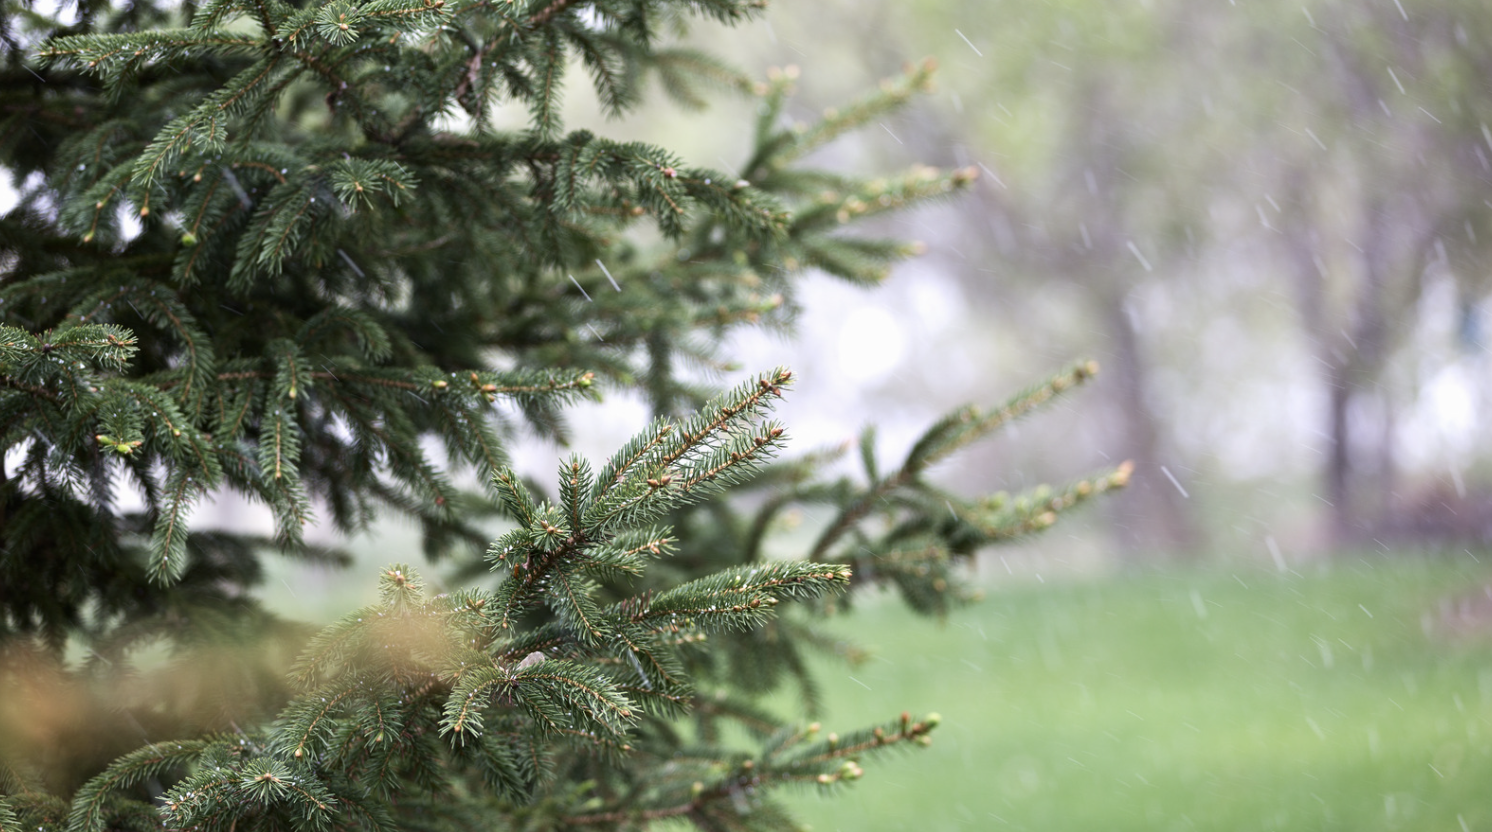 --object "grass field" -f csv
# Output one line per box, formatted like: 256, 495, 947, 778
774, 555, 1492, 832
